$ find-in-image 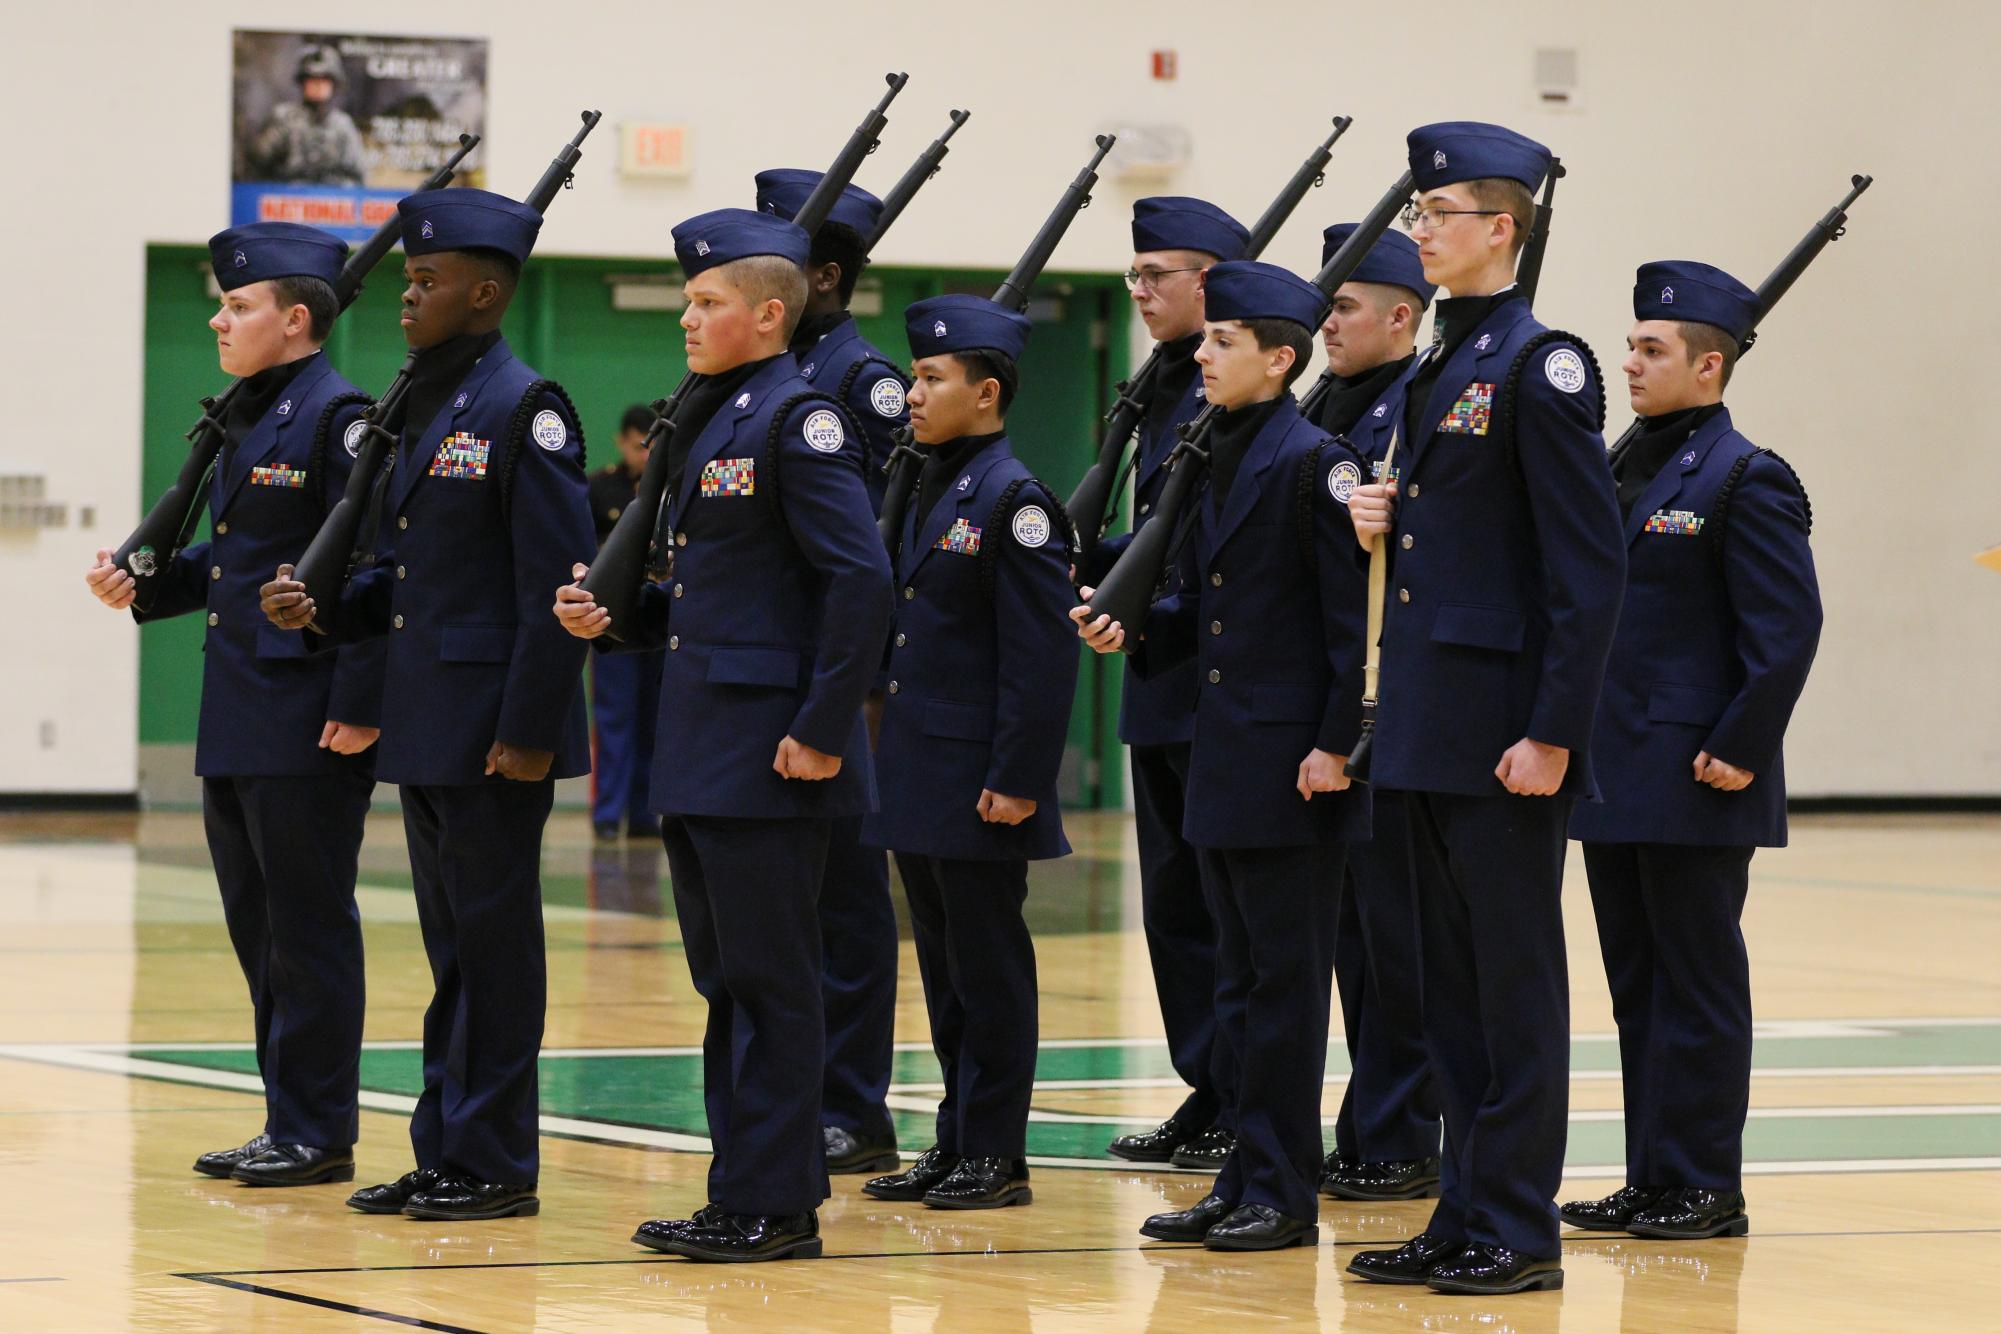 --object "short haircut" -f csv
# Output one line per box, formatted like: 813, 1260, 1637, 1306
460, 245, 523, 293
269, 274, 338, 343
1464, 177, 1536, 256
1351, 279, 1427, 316
715, 254, 808, 339
953, 349, 1018, 416
810, 220, 869, 306
619, 404, 655, 436
1241, 317, 1314, 390
1678, 320, 1740, 390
